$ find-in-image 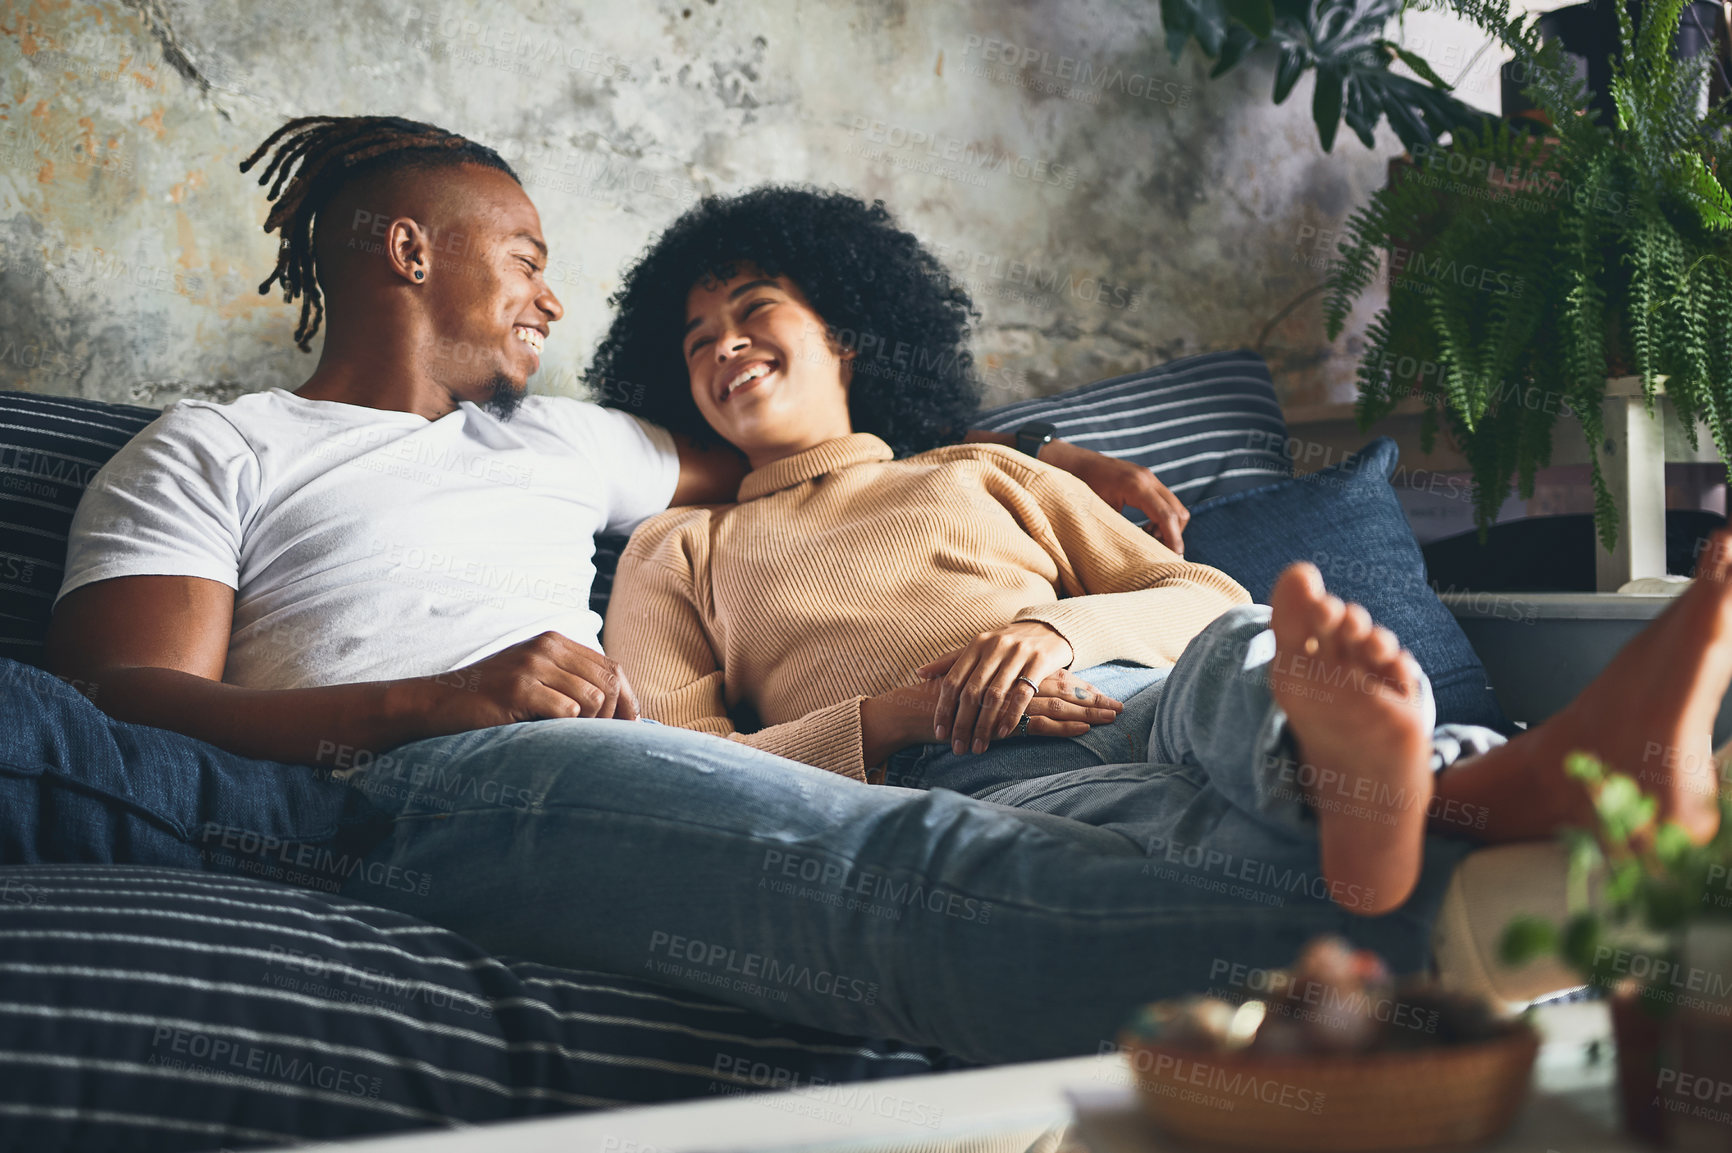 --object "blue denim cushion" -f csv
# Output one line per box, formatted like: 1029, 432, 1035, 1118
1181, 437, 1509, 732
